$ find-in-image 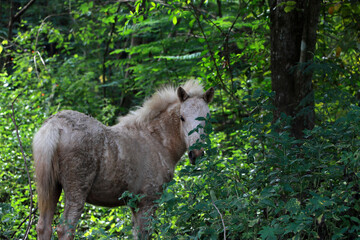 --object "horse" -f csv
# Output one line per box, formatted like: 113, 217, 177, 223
33, 80, 214, 239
